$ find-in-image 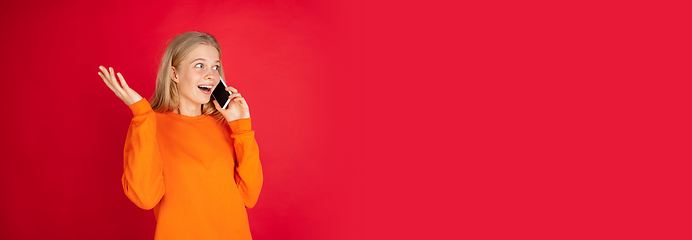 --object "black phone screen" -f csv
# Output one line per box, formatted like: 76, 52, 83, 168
212, 79, 231, 109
